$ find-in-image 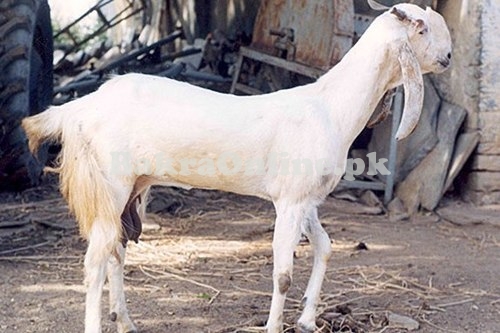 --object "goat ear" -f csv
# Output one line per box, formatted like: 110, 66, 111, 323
395, 42, 424, 141
391, 7, 429, 35
414, 19, 428, 34
390, 7, 408, 21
